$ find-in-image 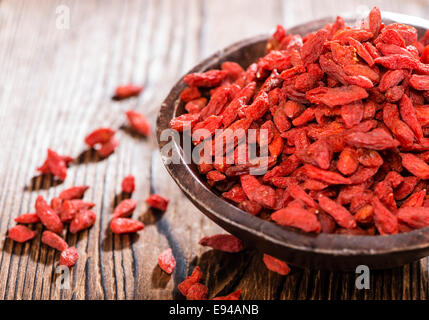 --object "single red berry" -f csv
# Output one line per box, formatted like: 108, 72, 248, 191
145, 194, 169, 211
60, 247, 79, 268
121, 175, 135, 194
